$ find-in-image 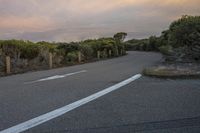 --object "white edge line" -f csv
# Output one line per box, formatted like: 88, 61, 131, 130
1, 74, 142, 133
24, 70, 87, 84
